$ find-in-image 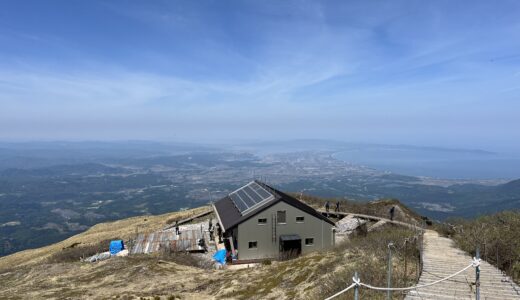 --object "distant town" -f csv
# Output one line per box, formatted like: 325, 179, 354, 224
1, 142, 518, 257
